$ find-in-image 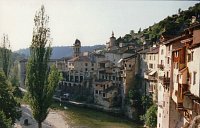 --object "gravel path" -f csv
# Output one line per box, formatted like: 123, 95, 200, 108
14, 105, 69, 128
